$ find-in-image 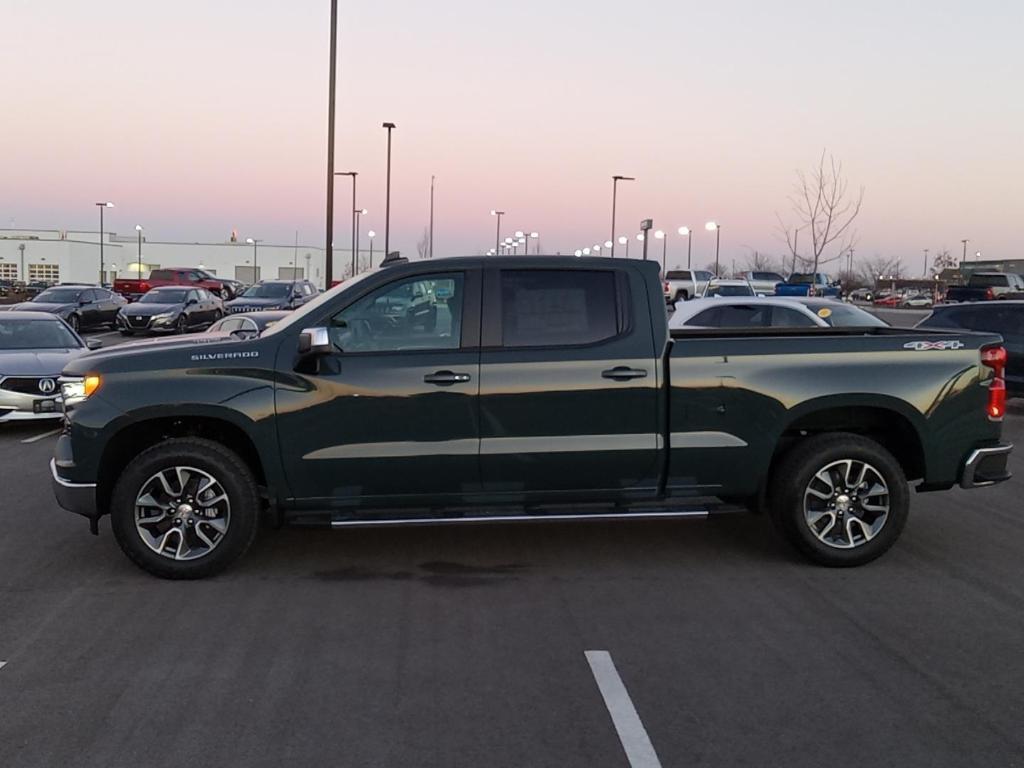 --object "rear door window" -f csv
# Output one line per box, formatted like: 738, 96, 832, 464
770, 307, 818, 327
685, 304, 770, 327
499, 269, 620, 347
